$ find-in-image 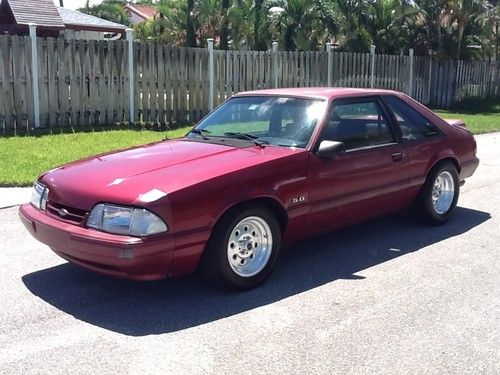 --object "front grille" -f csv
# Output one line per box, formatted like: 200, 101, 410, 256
46, 201, 87, 224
